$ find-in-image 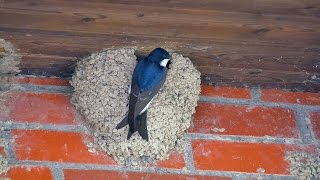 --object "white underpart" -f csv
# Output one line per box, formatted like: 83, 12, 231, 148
128, 85, 131, 94
139, 98, 153, 115
160, 59, 170, 67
